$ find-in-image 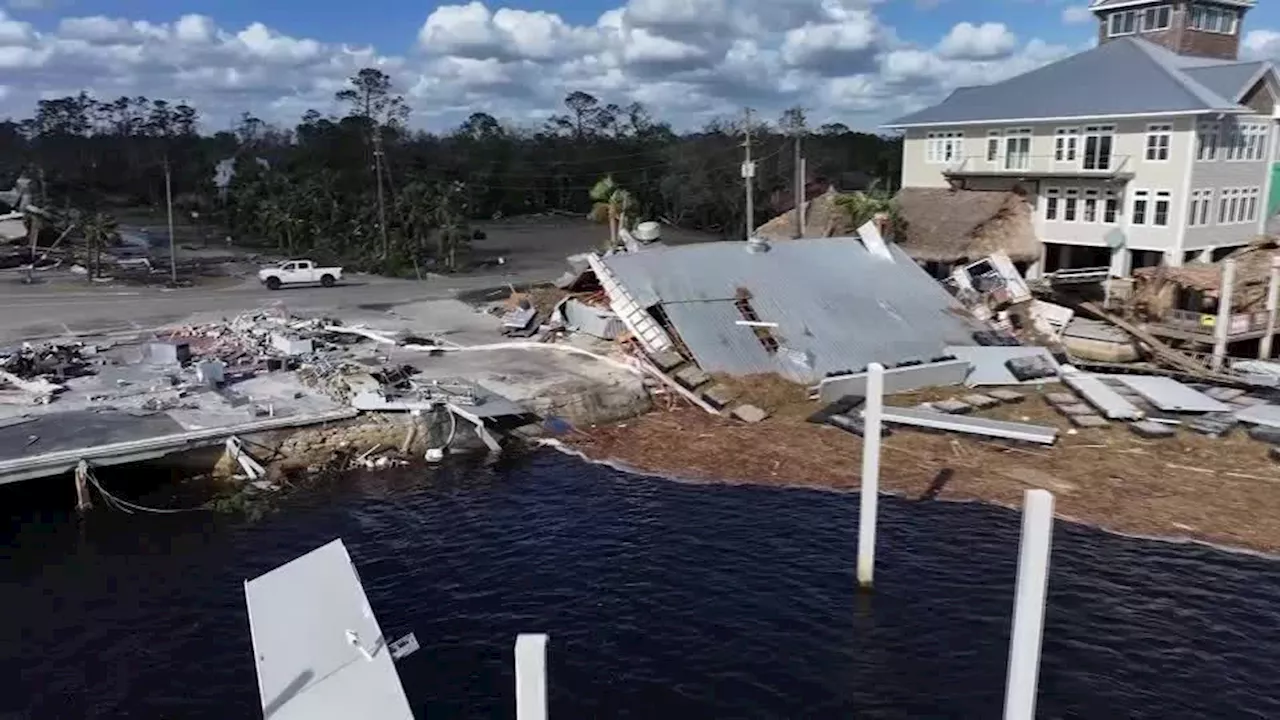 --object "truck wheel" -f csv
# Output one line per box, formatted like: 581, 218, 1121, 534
320, 274, 336, 288
266, 277, 282, 290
